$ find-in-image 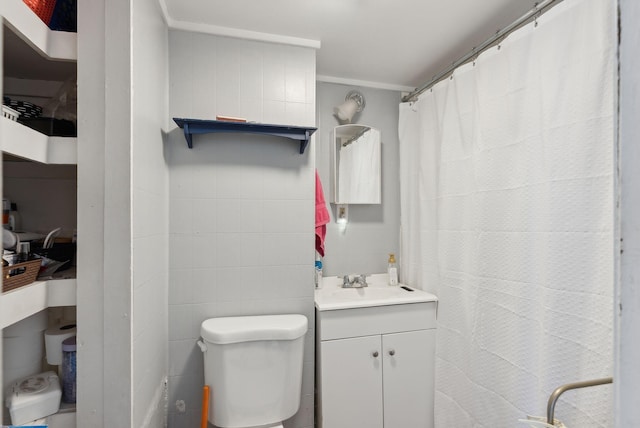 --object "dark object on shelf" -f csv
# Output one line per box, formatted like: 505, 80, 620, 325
22, 0, 76, 32
6, 99, 42, 119
49, 0, 76, 32
31, 242, 76, 272
172, 118, 317, 154
18, 117, 76, 137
